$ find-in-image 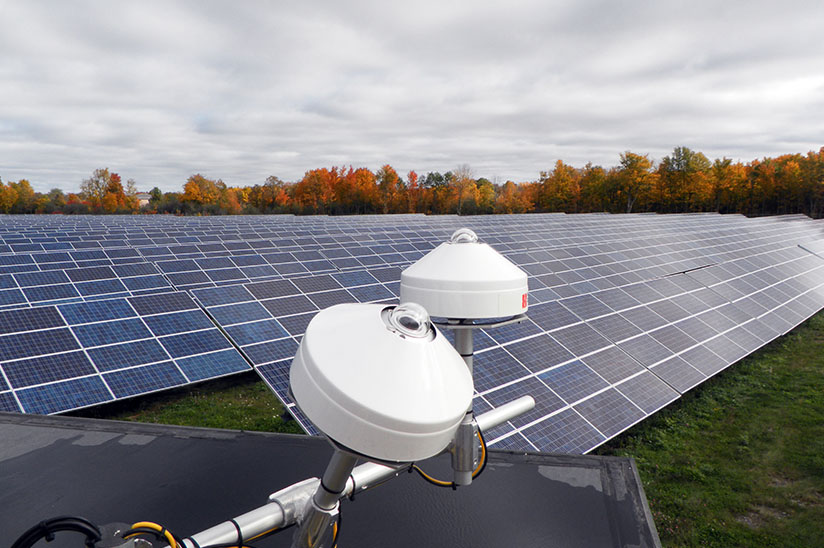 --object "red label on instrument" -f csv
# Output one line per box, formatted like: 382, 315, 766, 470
522, 293, 528, 308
